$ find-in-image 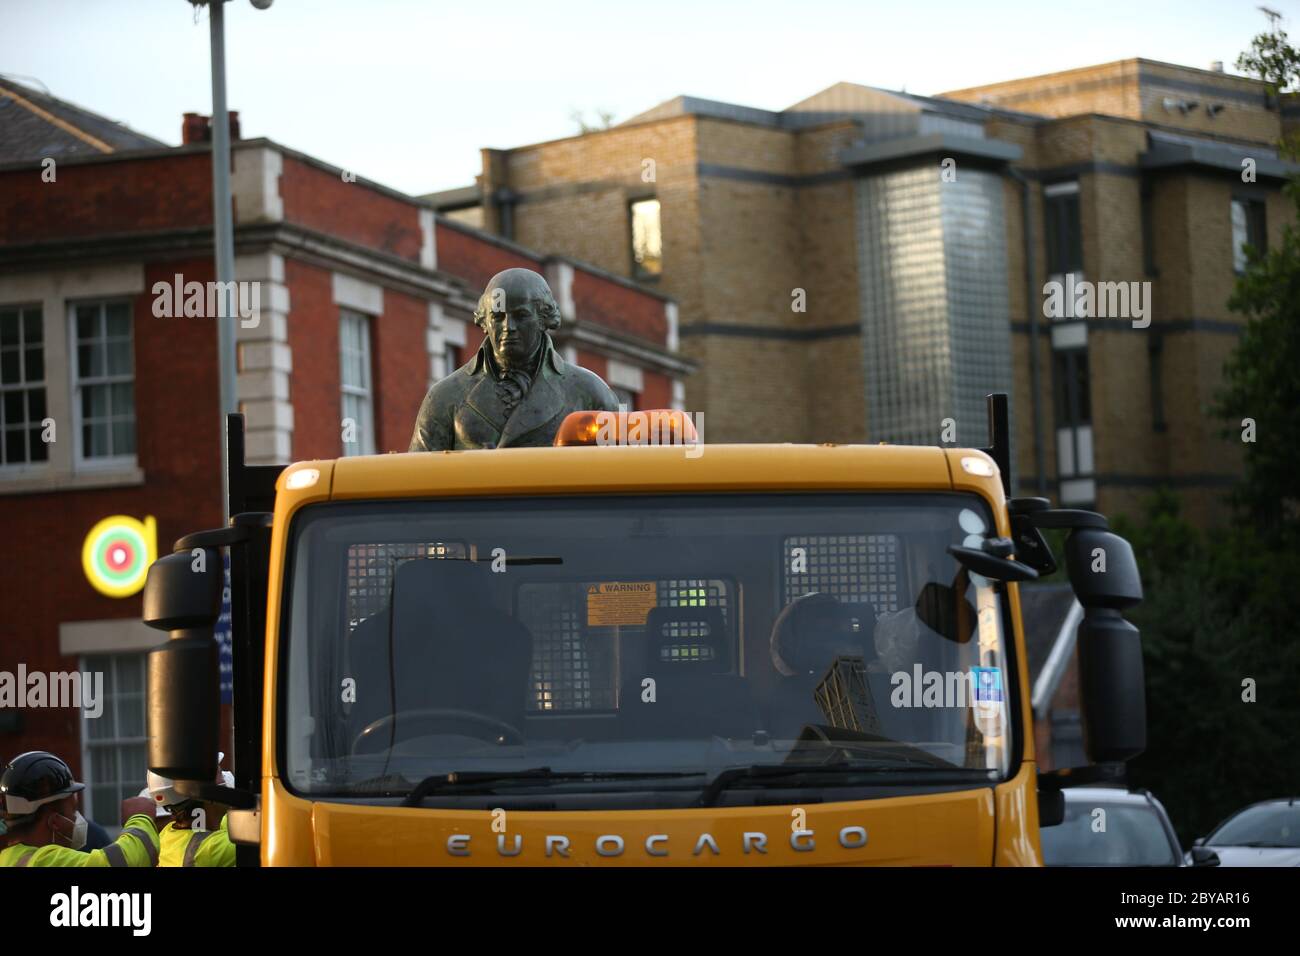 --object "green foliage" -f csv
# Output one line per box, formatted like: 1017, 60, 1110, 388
1116, 492, 1300, 845
1212, 183, 1300, 534
569, 108, 616, 134
1236, 19, 1300, 95
1056, 10, 1300, 850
